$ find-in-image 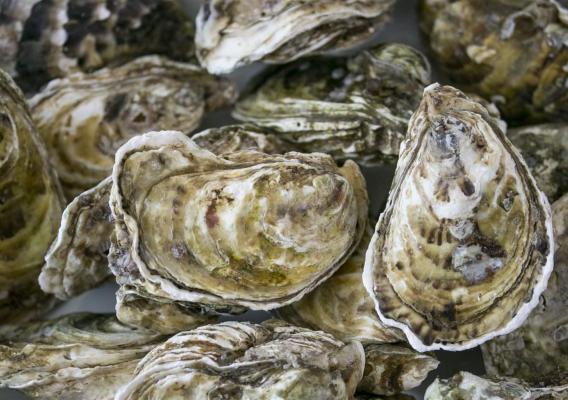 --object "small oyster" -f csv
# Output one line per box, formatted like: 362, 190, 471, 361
195, 0, 396, 74
0, 313, 165, 400
363, 84, 554, 351
481, 193, 568, 386
0, 69, 65, 325
16, 0, 196, 92
508, 123, 568, 201
425, 371, 568, 400
234, 43, 431, 165
110, 131, 368, 312
115, 319, 365, 400
420, 0, 568, 125
30, 56, 237, 199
